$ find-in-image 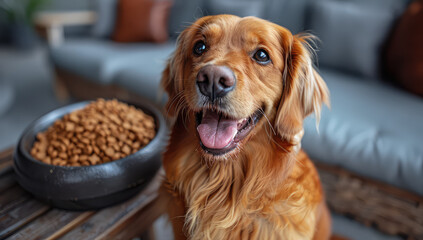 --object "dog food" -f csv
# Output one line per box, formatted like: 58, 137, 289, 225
30, 99, 156, 166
